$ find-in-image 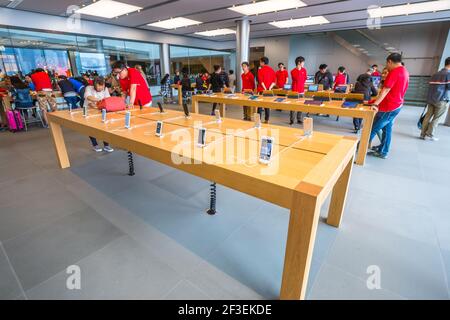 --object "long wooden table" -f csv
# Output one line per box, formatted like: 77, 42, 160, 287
47, 107, 357, 300
192, 93, 375, 166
